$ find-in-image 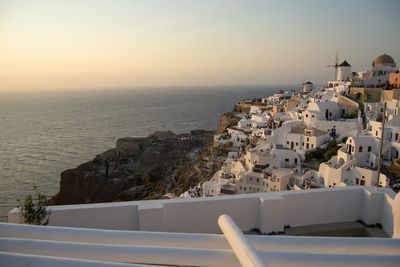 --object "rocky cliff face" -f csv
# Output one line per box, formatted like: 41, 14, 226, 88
217, 112, 240, 134
50, 112, 241, 205
51, 112, 240, 205
51, 130, 206, 204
